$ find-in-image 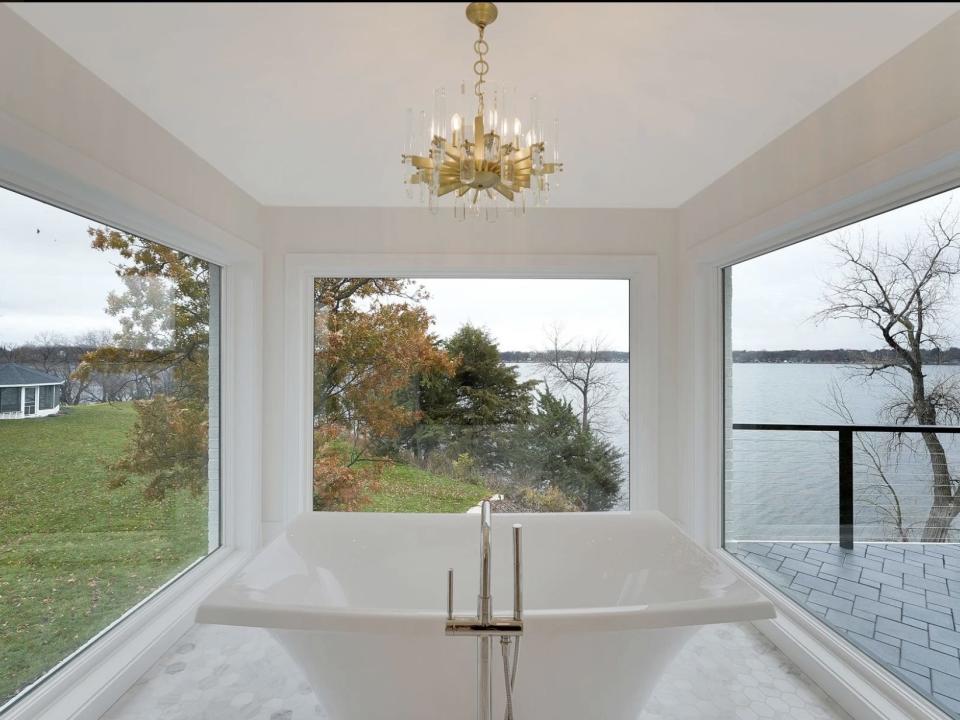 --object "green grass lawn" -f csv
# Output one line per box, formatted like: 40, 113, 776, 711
365, 463, 490, 513
0, 406, 487, 706
0, 403, 207, 705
